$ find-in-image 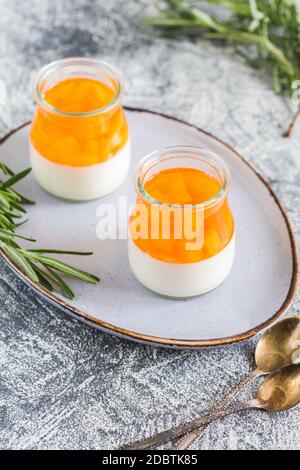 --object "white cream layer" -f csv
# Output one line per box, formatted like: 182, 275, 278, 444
30, 139, 130, 200
128, 233, 235, 298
